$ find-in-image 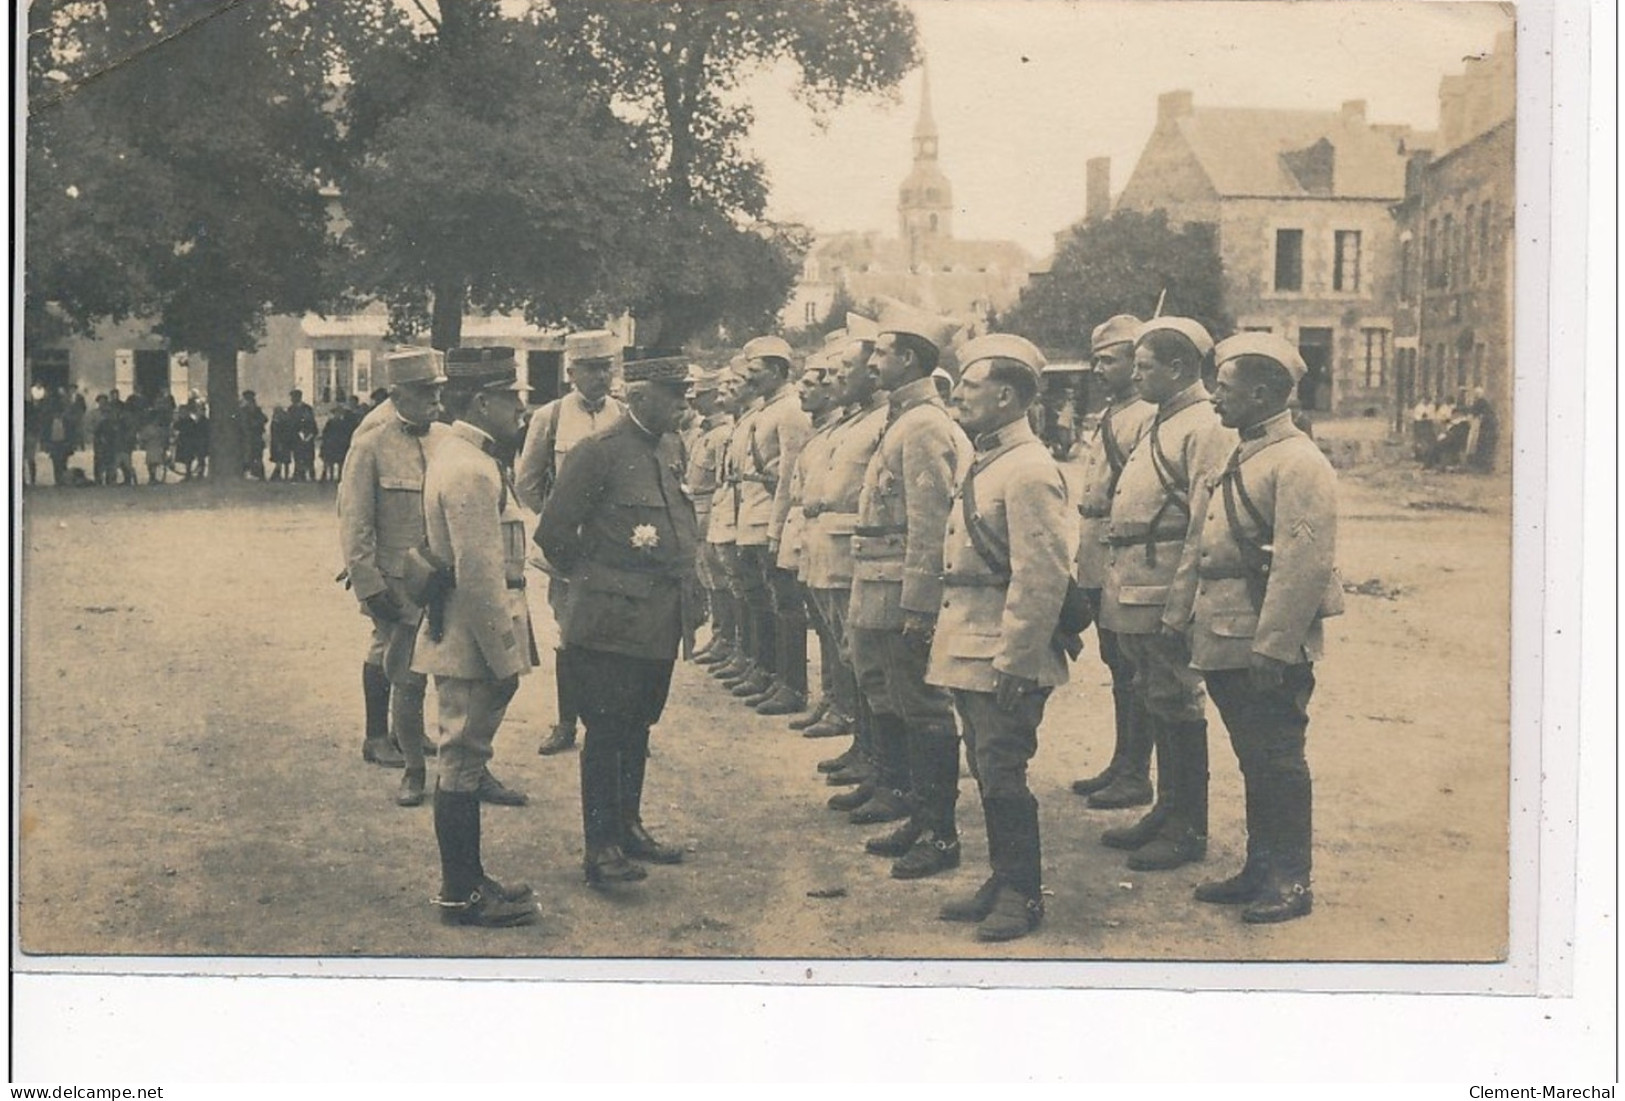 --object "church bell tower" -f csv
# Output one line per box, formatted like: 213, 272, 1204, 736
898, 67, 953, 267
